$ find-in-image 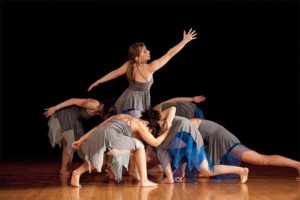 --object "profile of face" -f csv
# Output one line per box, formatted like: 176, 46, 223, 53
138, 46, 151, 63
128, 43, 151, 64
